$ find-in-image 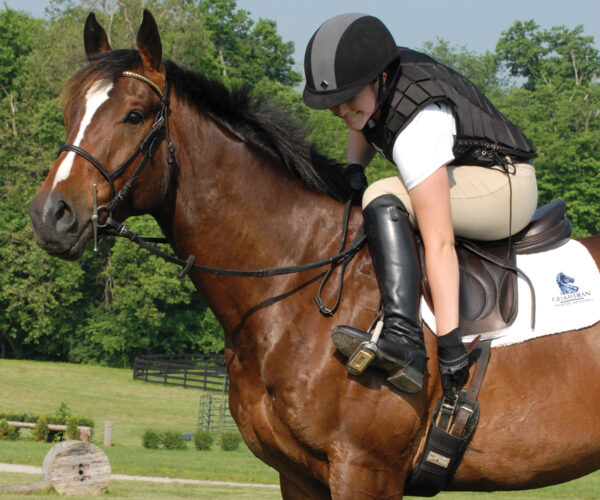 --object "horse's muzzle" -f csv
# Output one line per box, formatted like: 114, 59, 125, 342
29, 190, 88, 260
